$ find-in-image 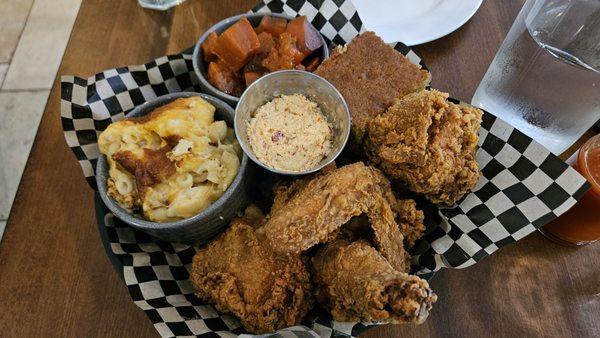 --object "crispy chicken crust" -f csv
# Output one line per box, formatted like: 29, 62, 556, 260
394, 199, 425, 248
312, 240, 437, 324
190, 213, 313, 334
365, 89, 483, 205
192, 164, 432, 333
263, 162, 412, 272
